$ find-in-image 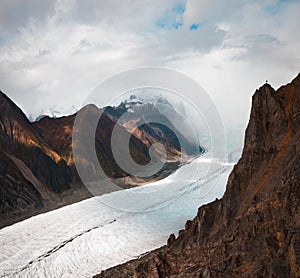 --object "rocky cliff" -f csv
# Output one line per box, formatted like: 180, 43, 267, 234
96, 74, 300, 277
0, 91, 69, 227
0, 91, 71, 193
